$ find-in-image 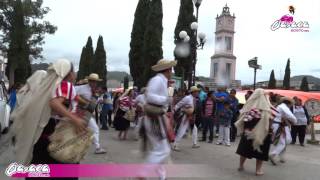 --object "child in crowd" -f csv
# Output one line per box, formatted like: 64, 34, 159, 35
216, 101, 233, 146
